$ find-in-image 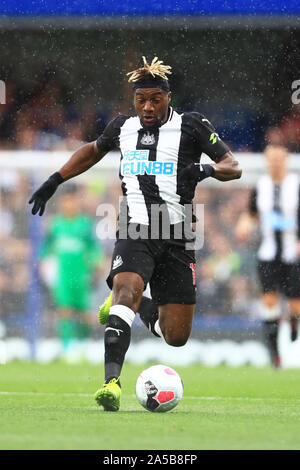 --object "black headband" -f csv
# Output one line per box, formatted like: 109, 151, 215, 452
132, 75, 170, 92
